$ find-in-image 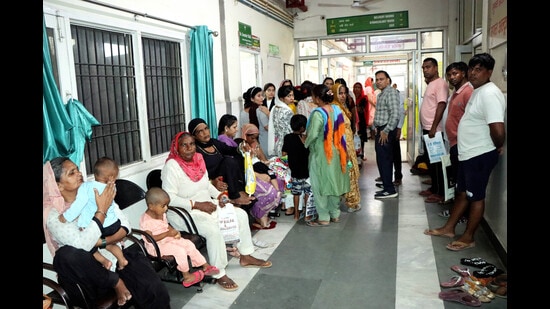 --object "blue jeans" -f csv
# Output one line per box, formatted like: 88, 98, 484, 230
375, 125, 397, 194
